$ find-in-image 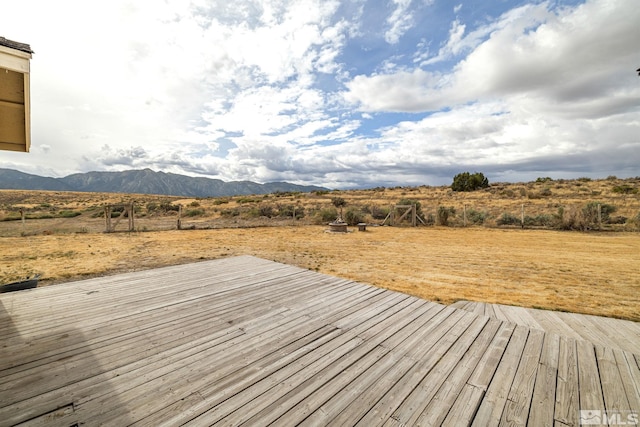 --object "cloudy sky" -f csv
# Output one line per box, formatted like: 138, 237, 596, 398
1, 0, 639, 188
